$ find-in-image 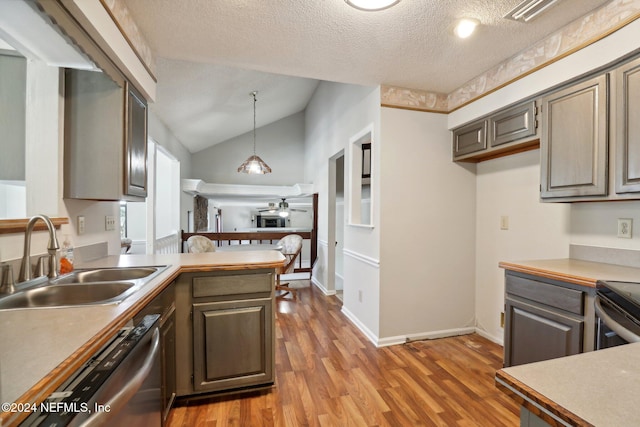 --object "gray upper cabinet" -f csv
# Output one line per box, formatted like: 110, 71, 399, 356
489, 101, 537, 147
452, 99, 540, 162
615, 56, 640, 194
64, 69, 148, 201
452, 120, 487, 158
540, 74, 609, 199
125, 85, 148, 197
